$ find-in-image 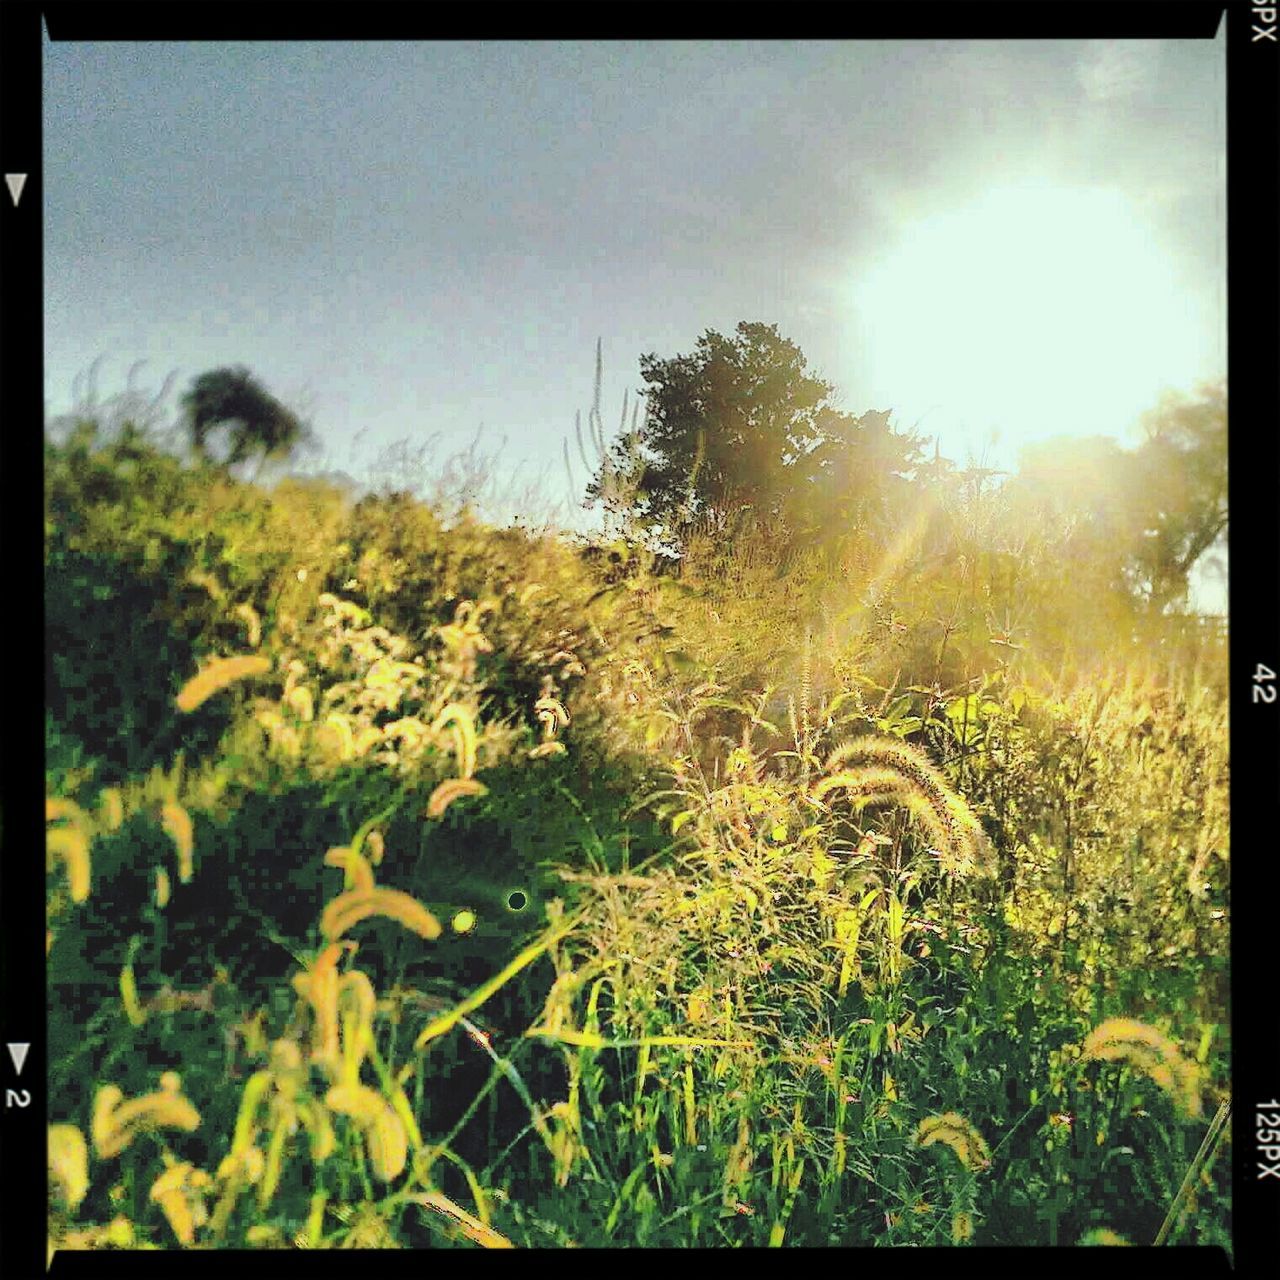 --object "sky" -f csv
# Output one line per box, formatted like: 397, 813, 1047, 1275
43, 36, 1226, 608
